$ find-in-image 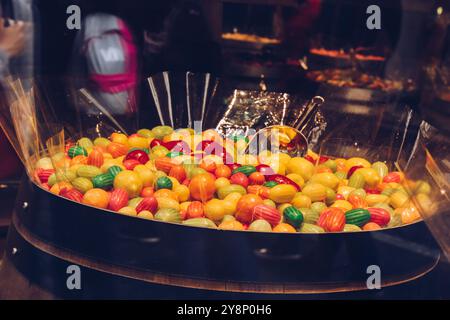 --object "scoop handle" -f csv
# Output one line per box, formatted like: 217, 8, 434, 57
294, 96, 324, 133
